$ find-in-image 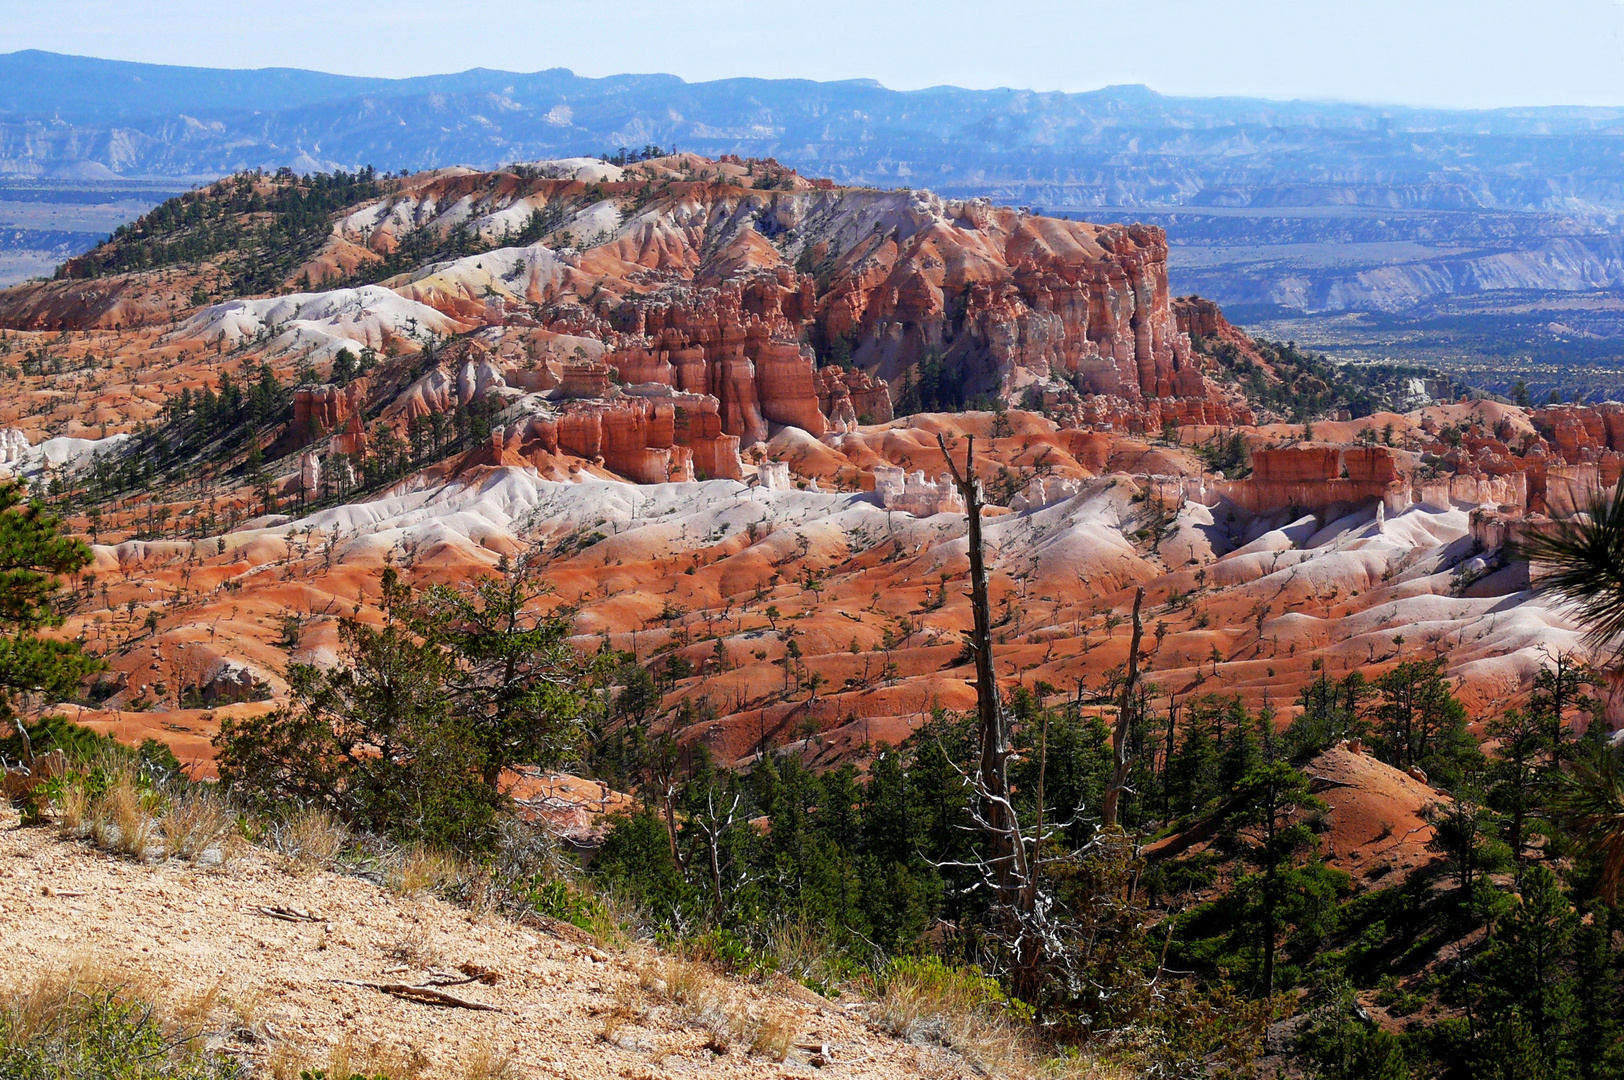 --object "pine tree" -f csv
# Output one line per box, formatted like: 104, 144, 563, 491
1371, 660, 1482, 787
1574, 919, 1624, 1080
1168, 714, 1219, 818
1473, 865, 1579, 1078
1225, 760, 1345, 996
0, 481, 100, 753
